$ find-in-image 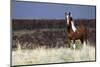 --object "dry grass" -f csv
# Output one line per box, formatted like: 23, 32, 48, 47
12, 44, 95, 66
